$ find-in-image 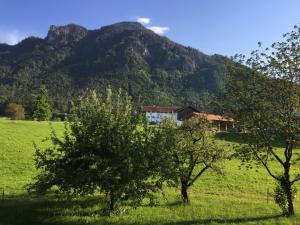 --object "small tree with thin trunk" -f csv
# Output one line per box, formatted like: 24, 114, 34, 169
159, 116, 227, 203
228, 25, 300, 216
